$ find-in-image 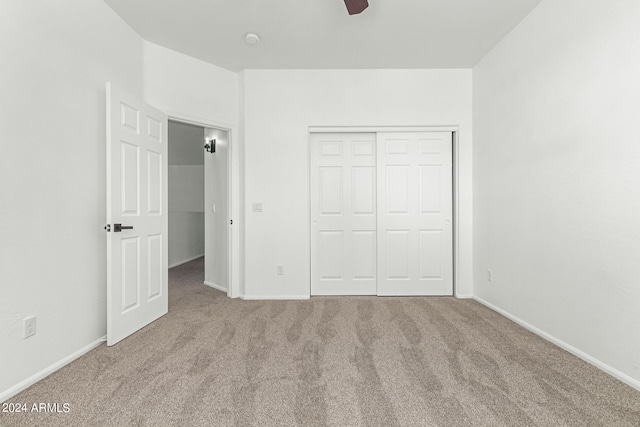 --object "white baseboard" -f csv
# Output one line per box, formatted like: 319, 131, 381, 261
239, 294, 310, 300
473, 296, 640, 393
204, 280, 227, 292
0, 336, 106, 403
169, 254, 204, 269
455, 293, 474, 299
